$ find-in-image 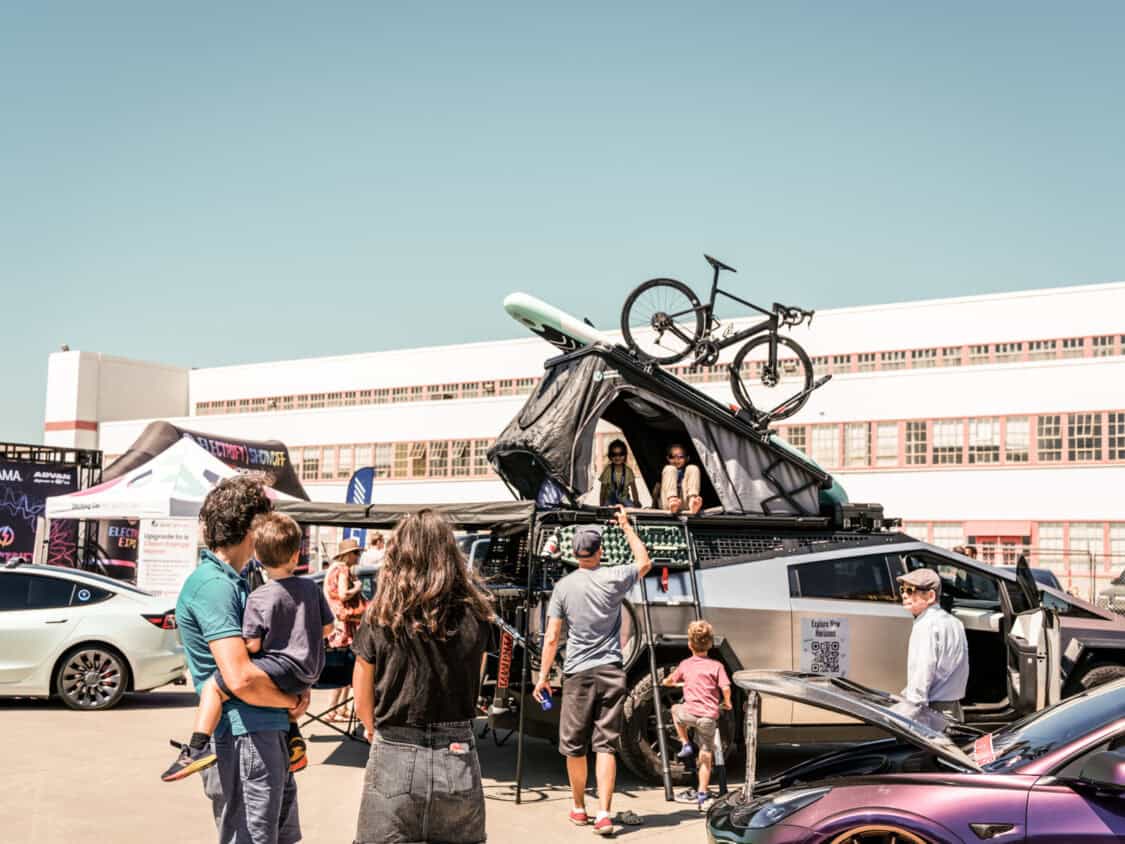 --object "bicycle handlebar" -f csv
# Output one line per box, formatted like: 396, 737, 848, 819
775, 303, 815, 327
